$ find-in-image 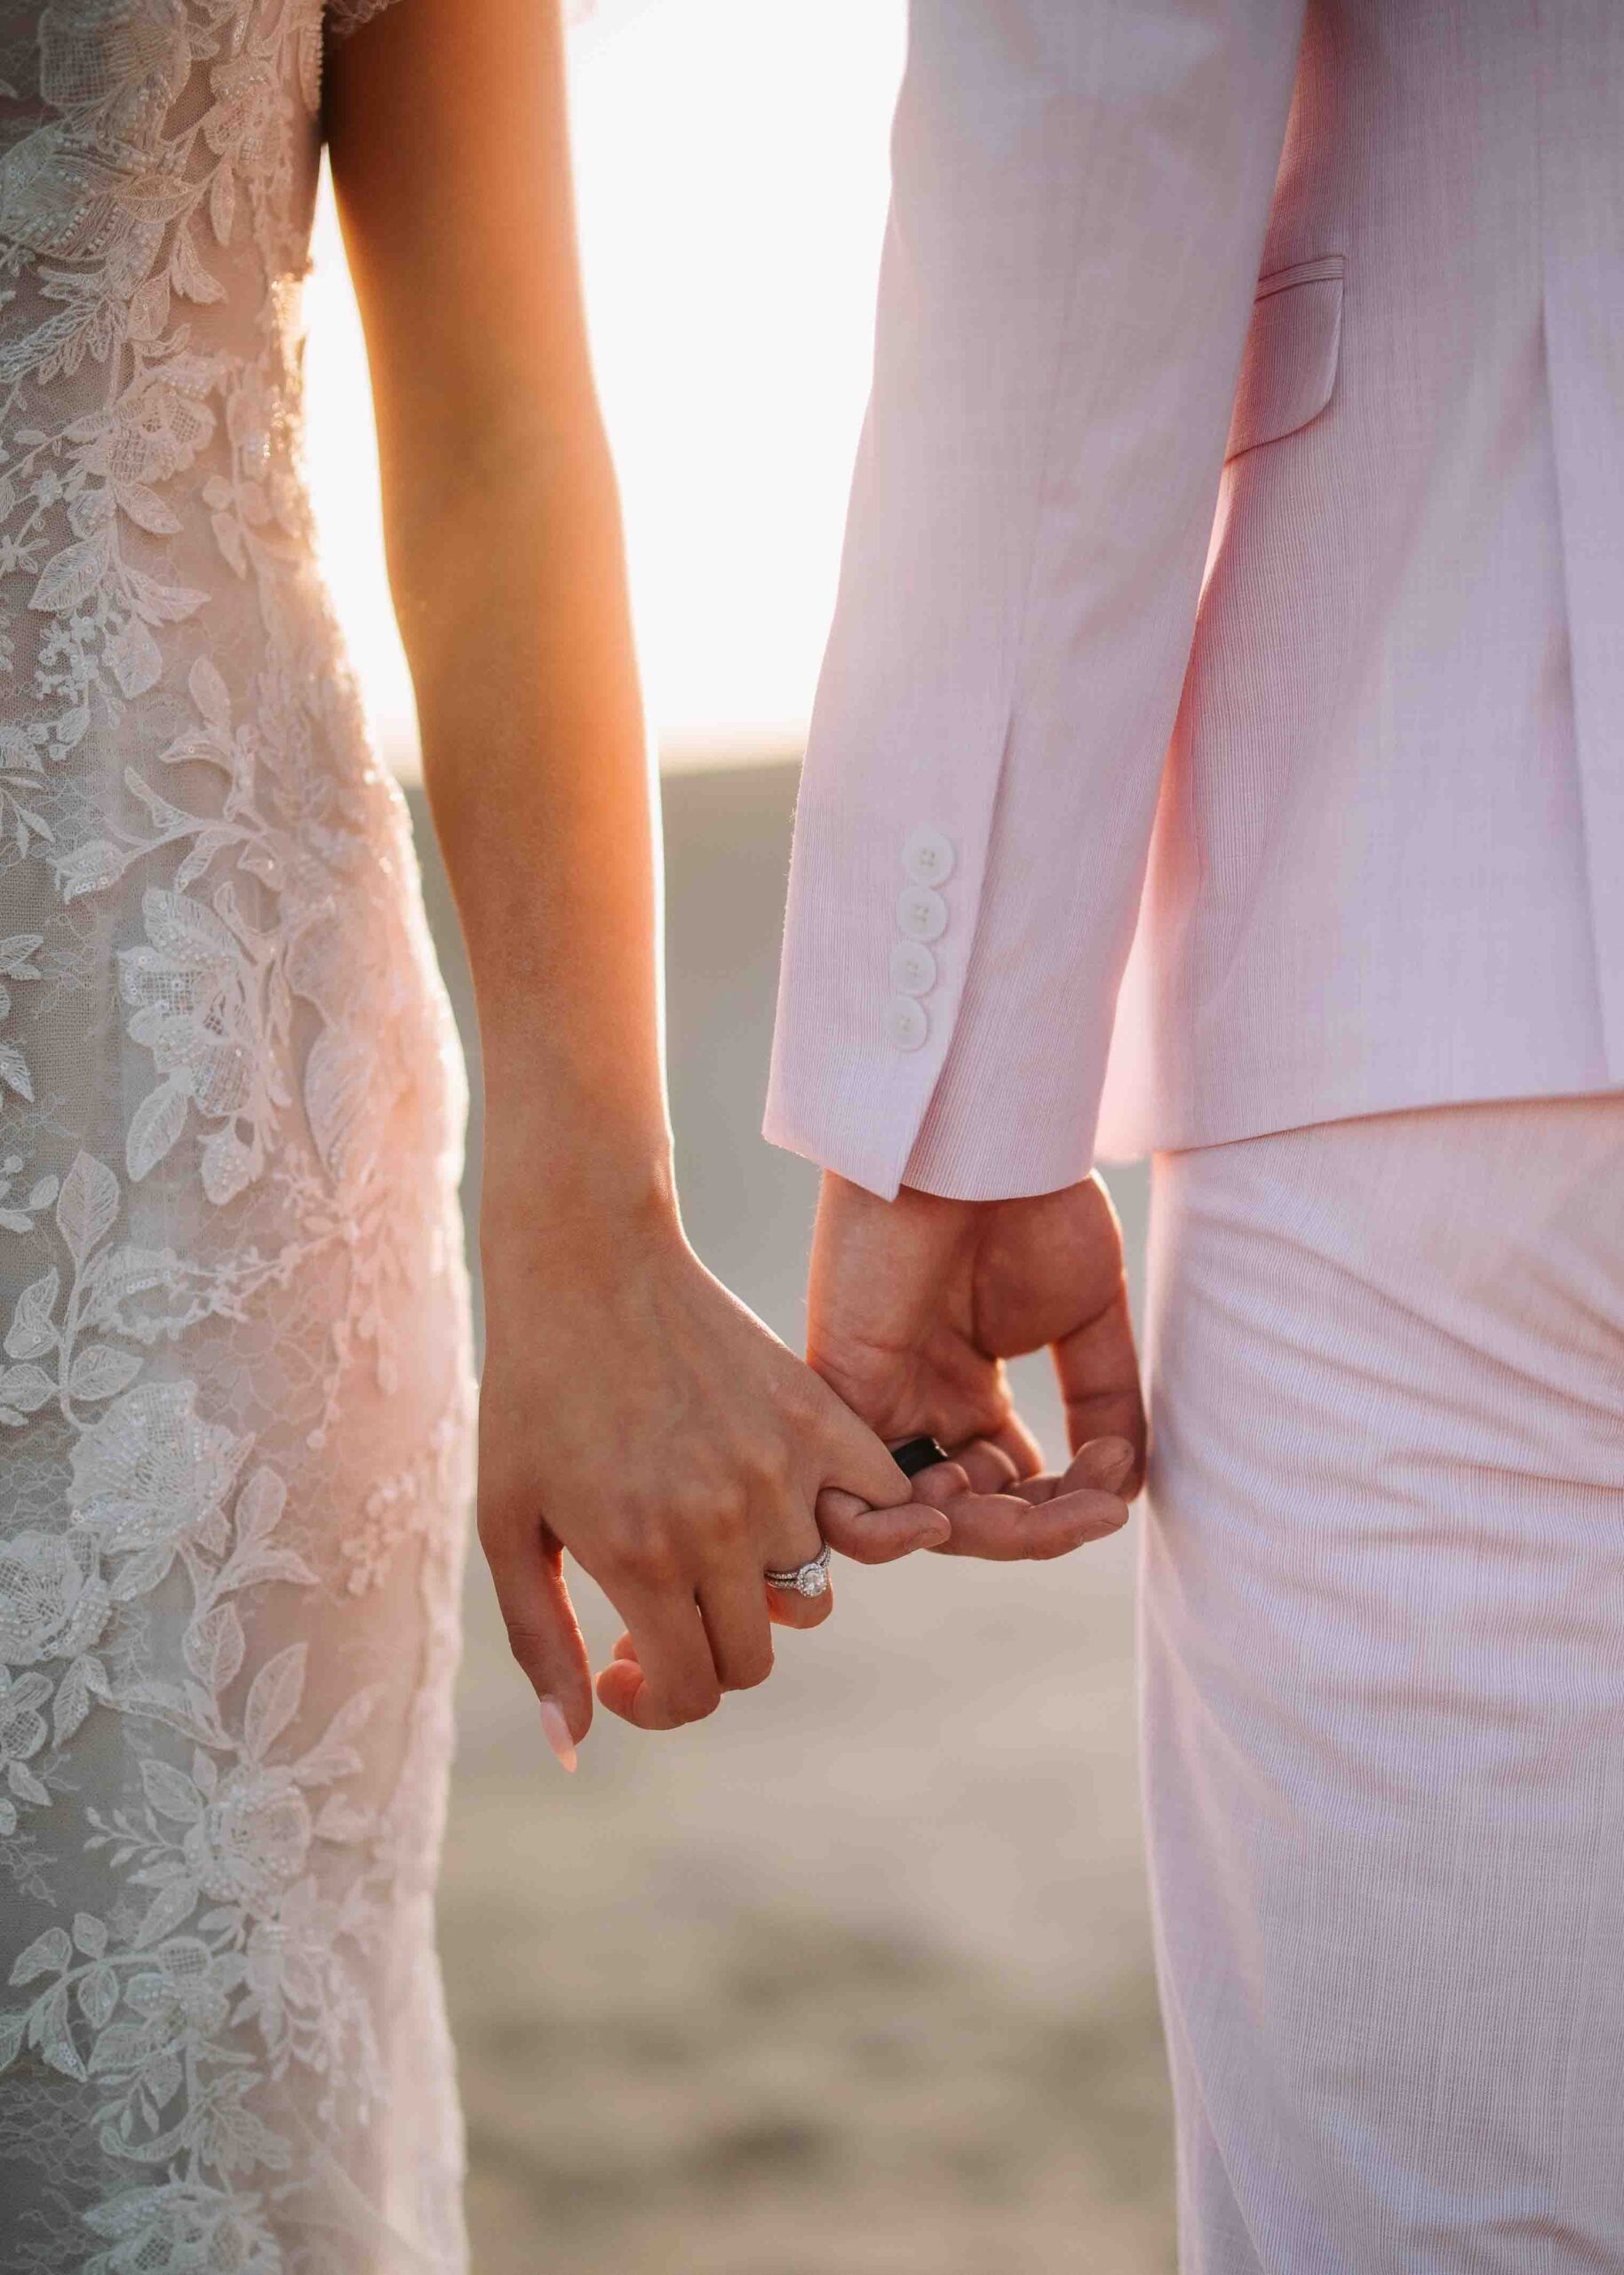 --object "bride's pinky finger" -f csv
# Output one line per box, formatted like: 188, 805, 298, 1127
595, 1652, 649, 1723
596, 1643, 705, 1728
594, 1632, 647, 1721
